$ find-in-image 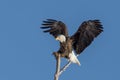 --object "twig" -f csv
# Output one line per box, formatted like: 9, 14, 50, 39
54, 54, 61, 80
59, 61, 71, 75
59, 54, 79, 75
